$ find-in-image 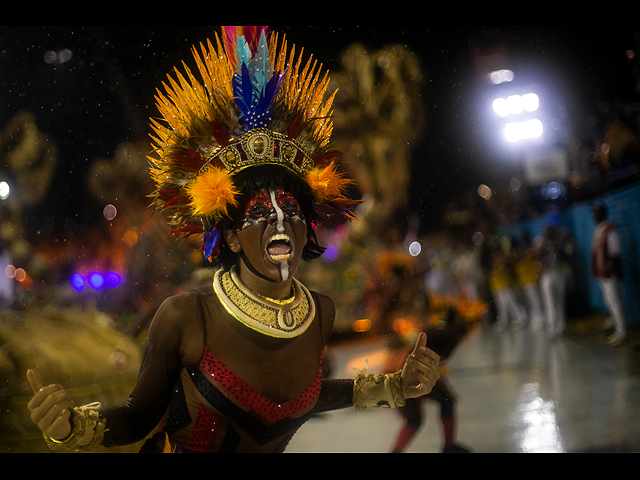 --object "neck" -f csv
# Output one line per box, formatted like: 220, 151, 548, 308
235, 262, 294, 300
